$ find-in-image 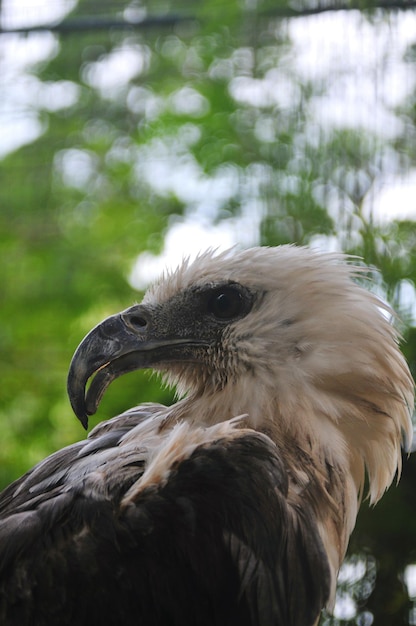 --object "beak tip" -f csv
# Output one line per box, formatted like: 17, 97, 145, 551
67, 357, 92, 430
69, 396, 90, 430
67, 383, 89, 430
79, 414, 89, 430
